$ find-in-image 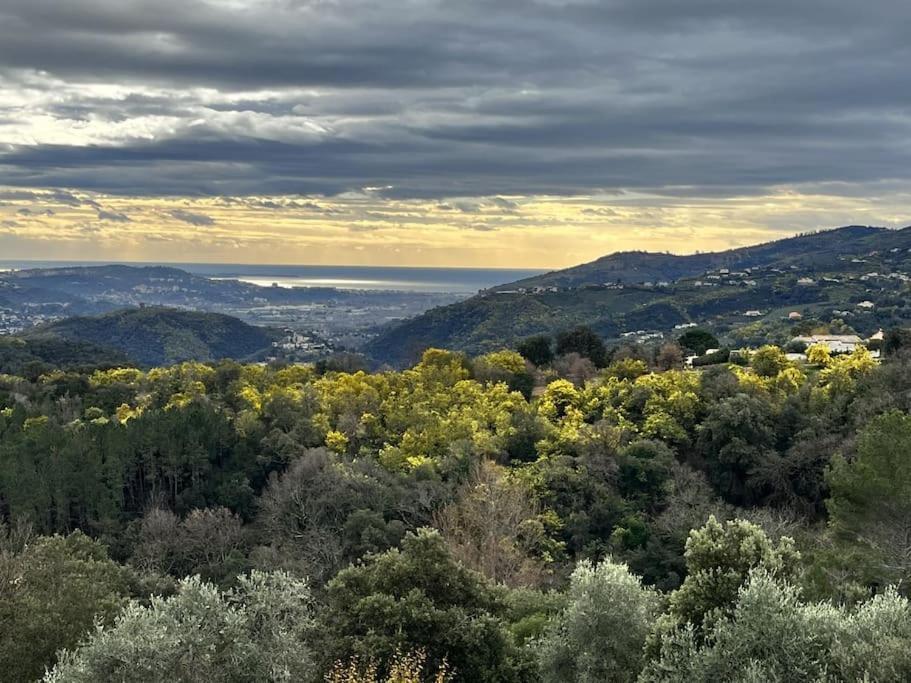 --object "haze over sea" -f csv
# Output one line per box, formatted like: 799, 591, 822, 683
0, 261, 544, 294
